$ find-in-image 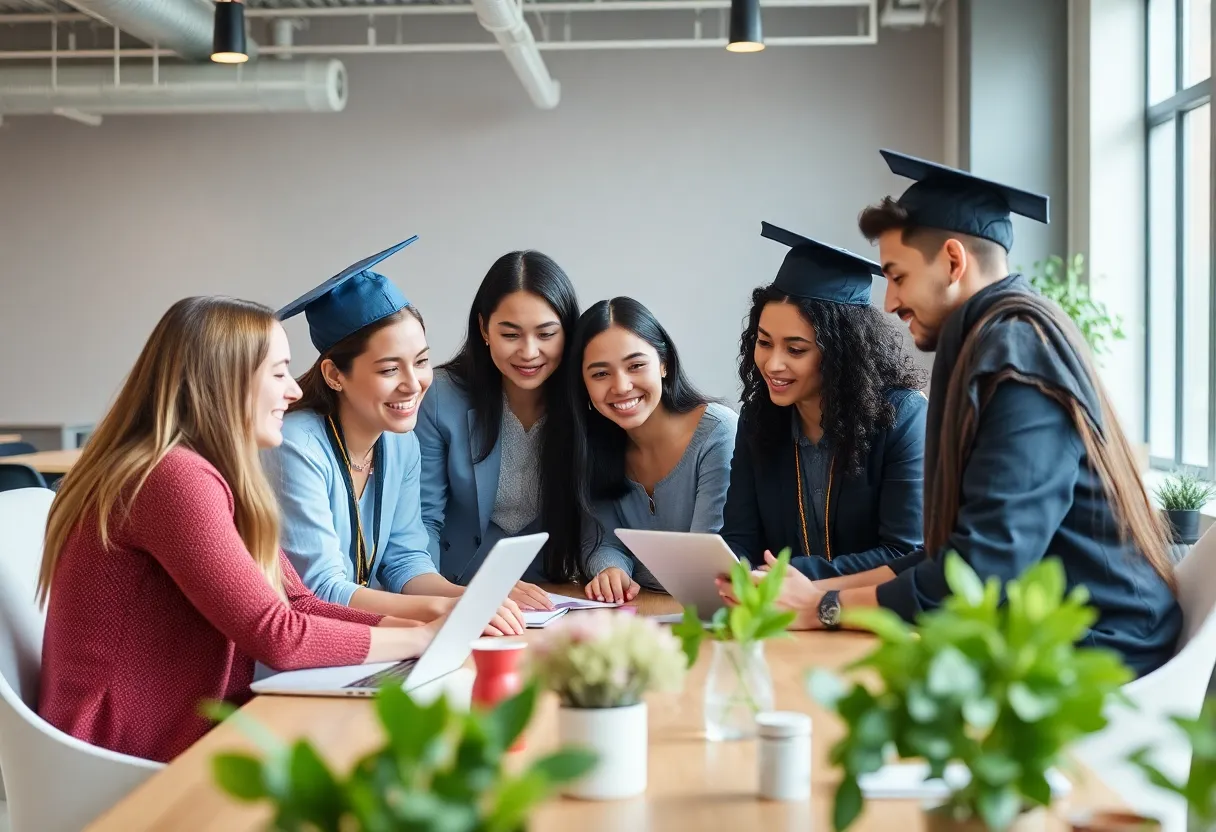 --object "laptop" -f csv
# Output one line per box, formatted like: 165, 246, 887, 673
612, 529, 740, 621
252, 532, 548, 698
